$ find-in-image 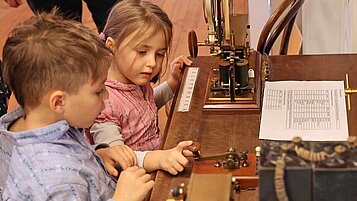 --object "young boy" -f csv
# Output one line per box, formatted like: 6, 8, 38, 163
0, 11, 192, 200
